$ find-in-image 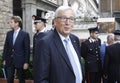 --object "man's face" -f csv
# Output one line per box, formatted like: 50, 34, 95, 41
34, 22, 44, 31
90, 31, 99, 39
107, 36, 114, 45
54, 9, 75, 37
9, 19, 17, 29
